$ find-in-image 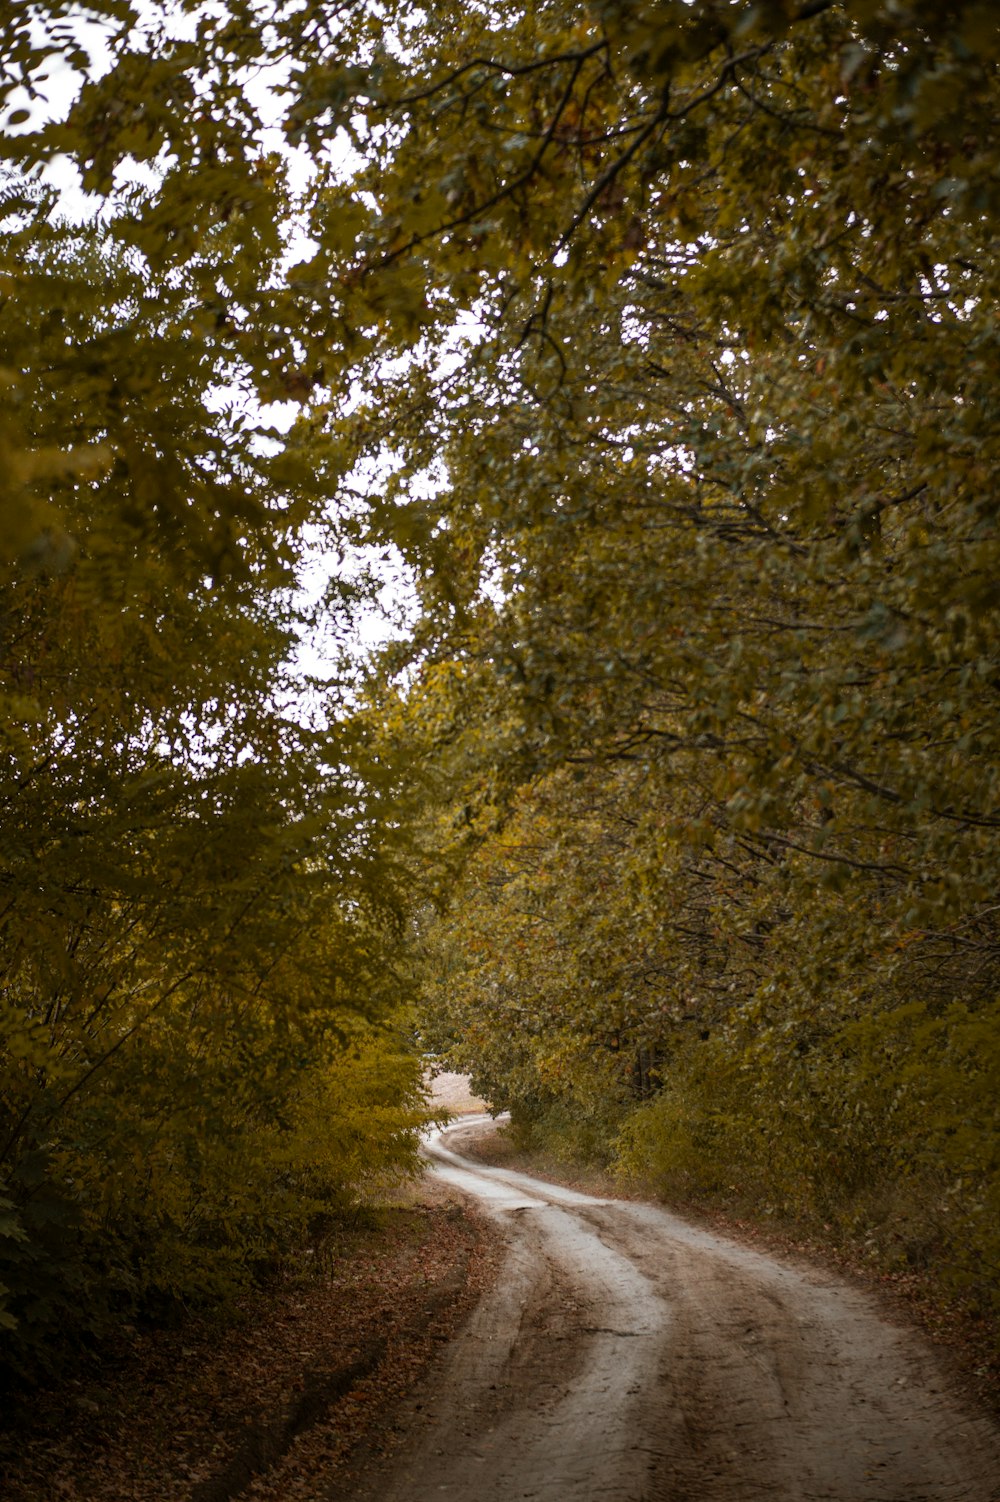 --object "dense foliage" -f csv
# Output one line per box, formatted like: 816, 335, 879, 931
322, 1, 999, 1312
2, 0, 998, 1374
0, 8, 428, 1380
